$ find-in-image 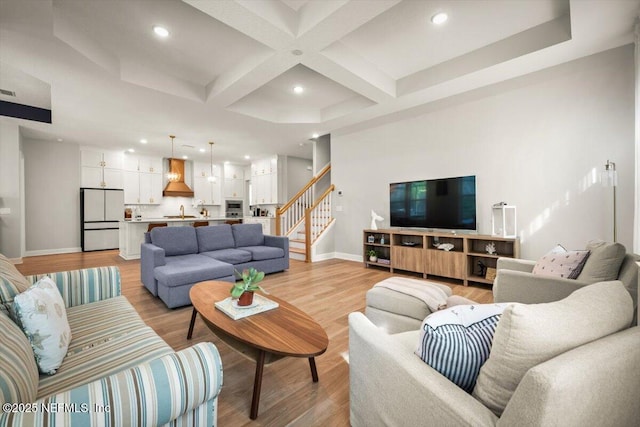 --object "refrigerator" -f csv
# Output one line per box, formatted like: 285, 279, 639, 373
80, 188, 124, 251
